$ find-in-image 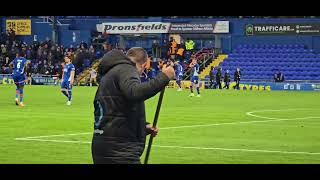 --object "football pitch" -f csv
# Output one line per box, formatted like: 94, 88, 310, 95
0, 85, 320, 164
